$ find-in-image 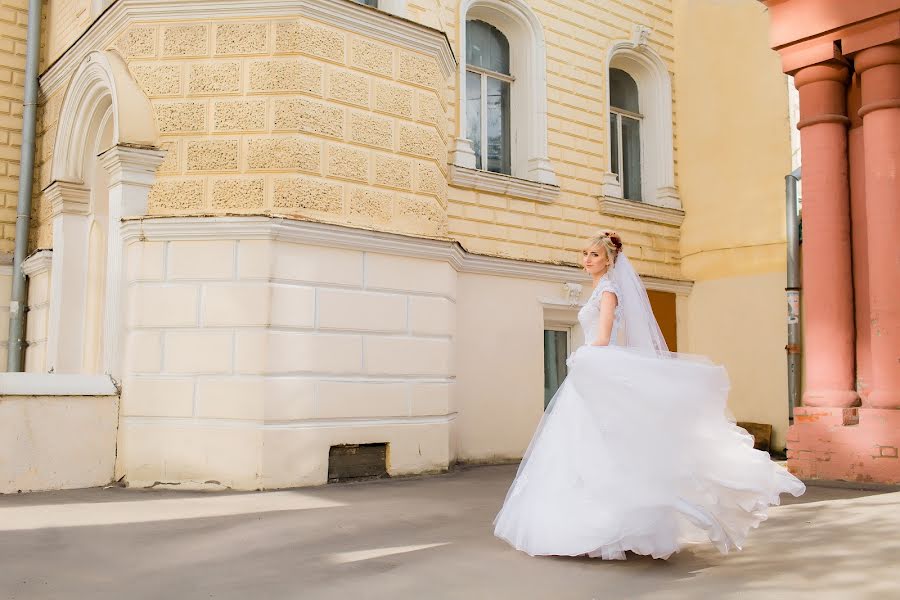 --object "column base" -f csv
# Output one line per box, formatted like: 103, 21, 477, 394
801, 389, 859, 407
866, 389, 900, 410
787, 407, 900, 484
